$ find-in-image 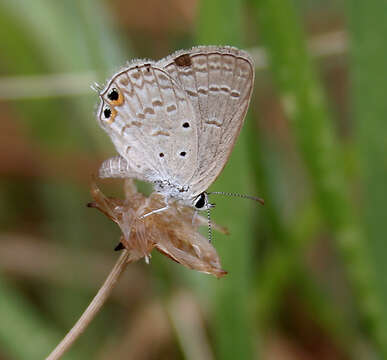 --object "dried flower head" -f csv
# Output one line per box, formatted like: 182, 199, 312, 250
88, 179, 228, 278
